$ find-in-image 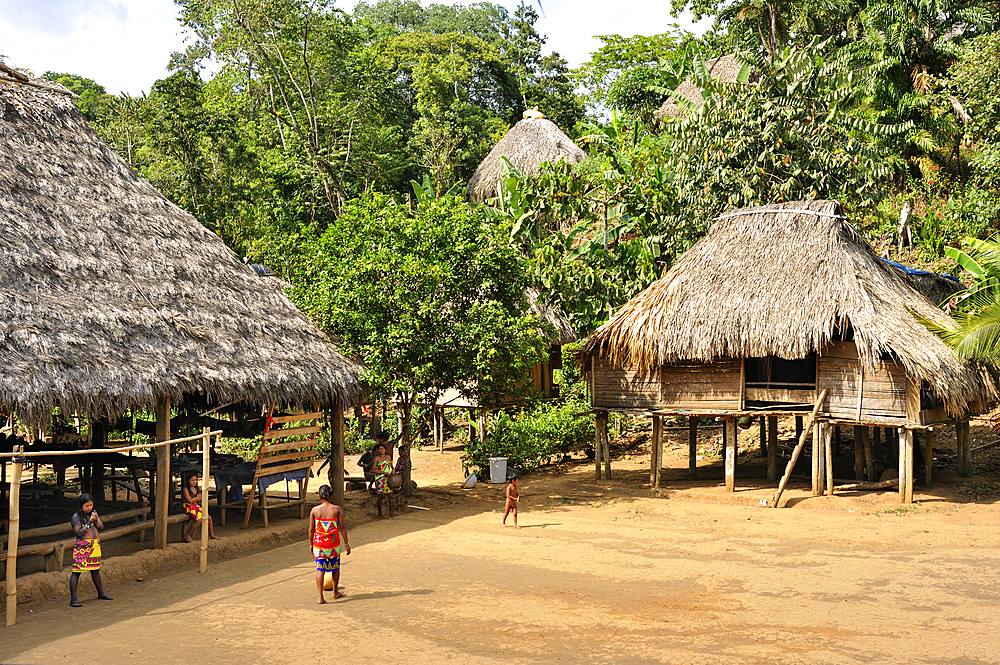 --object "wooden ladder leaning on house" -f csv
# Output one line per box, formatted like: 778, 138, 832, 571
242, 412, 322, 528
